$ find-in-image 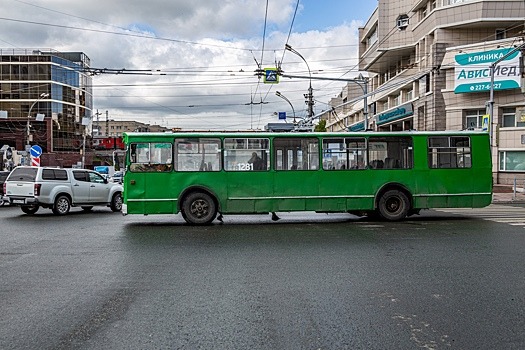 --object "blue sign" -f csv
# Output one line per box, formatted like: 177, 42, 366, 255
348, 121, 365, 132
94, 166, 109, 174
278, 112, 286, 120
264, 68, 279, 84
376, 103, 414, 126
30, 145, 42, 158
482, 114, 490, 132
